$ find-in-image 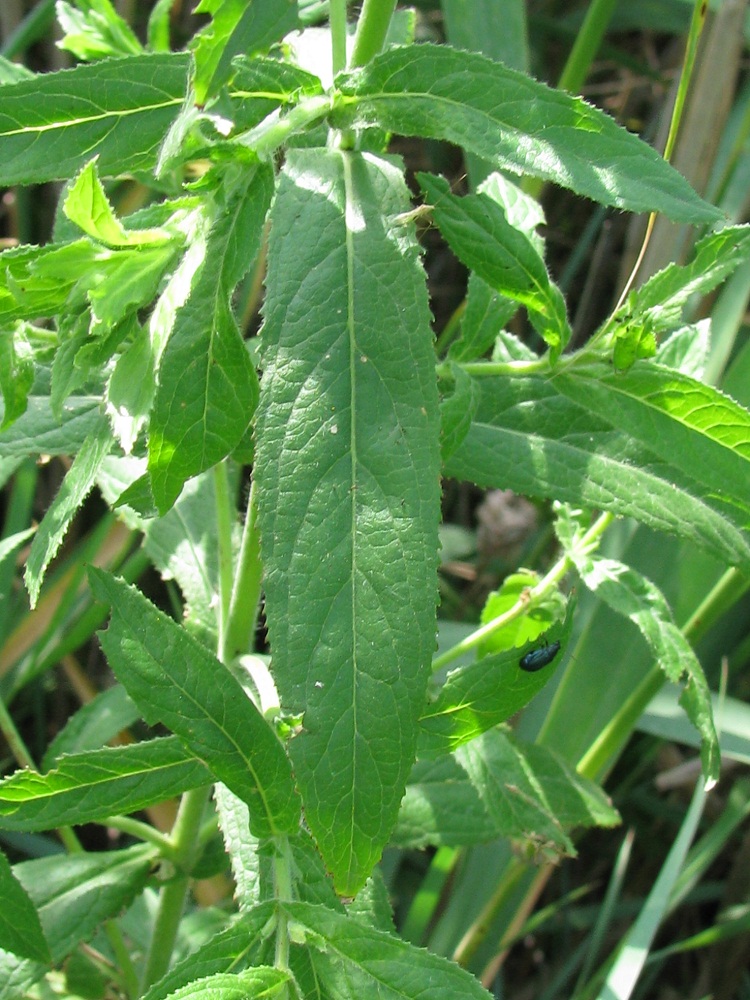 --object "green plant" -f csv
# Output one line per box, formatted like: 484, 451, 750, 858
0, 1, 749, 998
